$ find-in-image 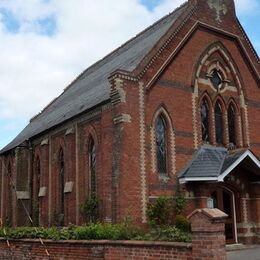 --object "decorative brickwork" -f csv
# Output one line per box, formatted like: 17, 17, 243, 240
0, 0, 259, 240
139, 82, 148, 223
151, 106, 176, 177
